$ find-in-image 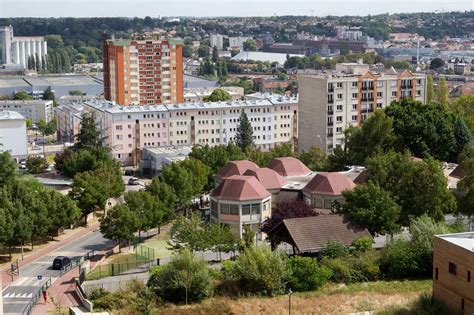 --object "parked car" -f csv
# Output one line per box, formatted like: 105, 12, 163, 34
128, 177, 140, 185
32, 145, 41, 150
124, 169, 134, 176
52, 256, 71, 270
